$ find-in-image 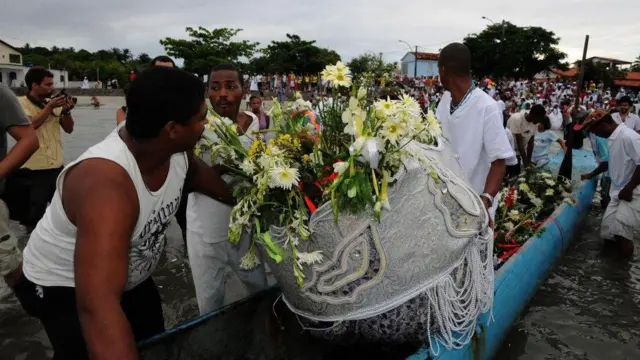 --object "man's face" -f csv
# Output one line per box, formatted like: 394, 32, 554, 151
209, 70, 243, 118
154, 61, 174, 68
619, 102, 630, 114
249, 97, 262, 112
33, 76, 55, 98
437, 65, 449, 90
